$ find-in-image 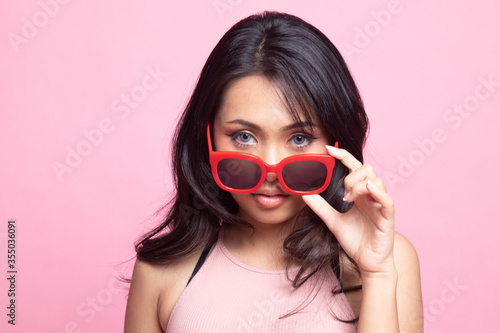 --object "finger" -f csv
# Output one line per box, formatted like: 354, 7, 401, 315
325, 145, 362, 172
366, 180, 394, 220
302, 194, 344, 232
344, 177, 386, 203
343, 164, 384, 196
